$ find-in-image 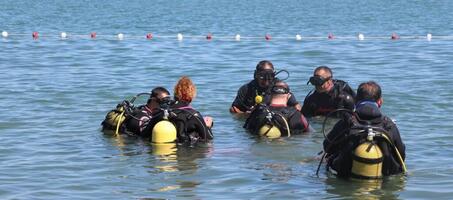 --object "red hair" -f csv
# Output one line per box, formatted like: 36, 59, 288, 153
174, 76, 197, 103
